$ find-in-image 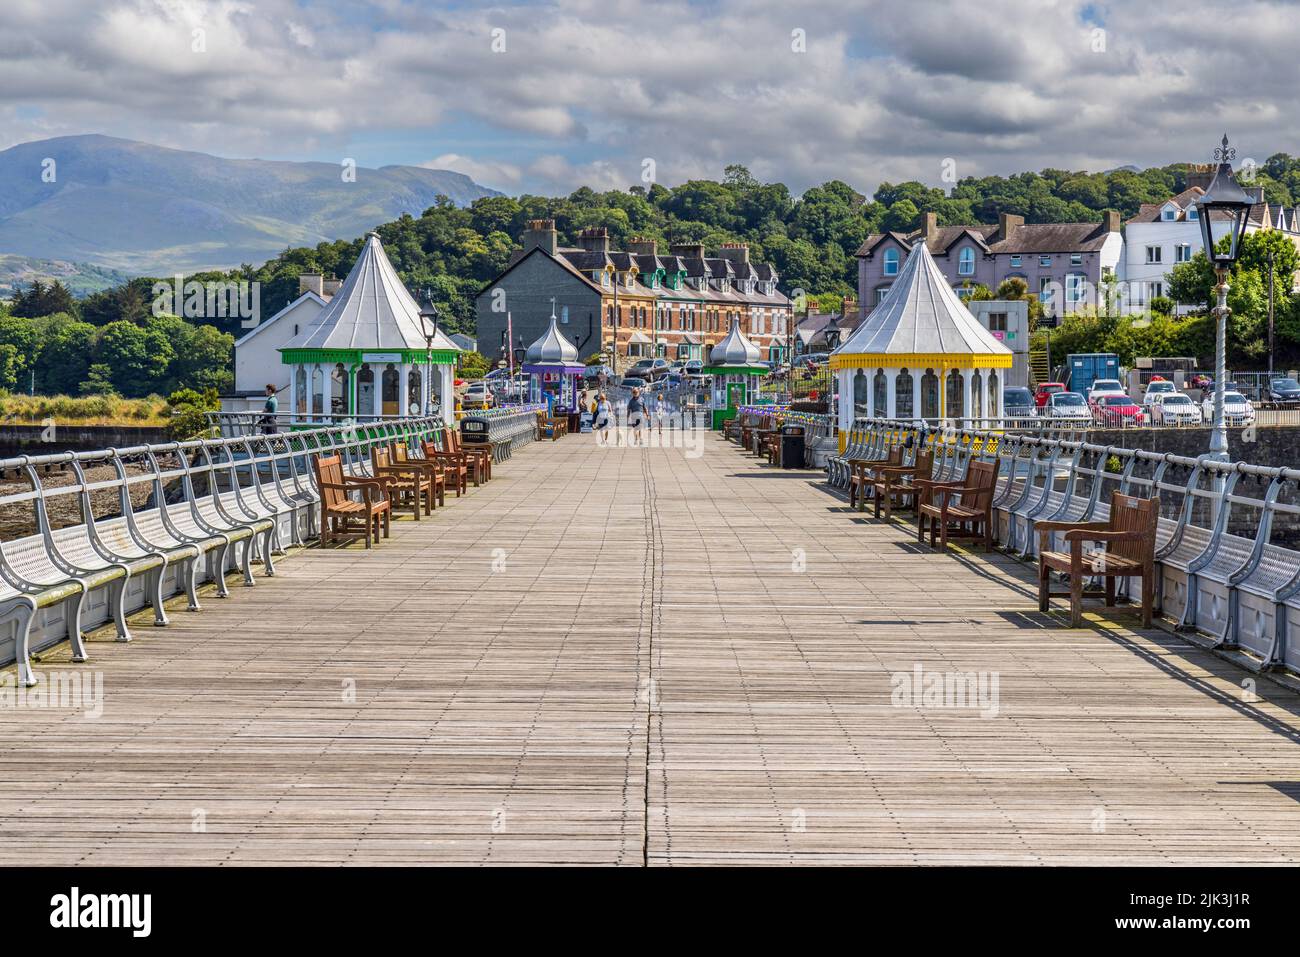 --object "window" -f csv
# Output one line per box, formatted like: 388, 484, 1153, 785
958, 247, 975, 276
1039, 276, 1054, 302
875, 286, 891, 304
1149, 281, 1164, 300
883, 248, 900, 276
1070, 253, 1082, 266
1039, 255, 1052, 267
1188, 207, 1199, 221
1162, 207, 1177, 221
1175, 244, 1192, 262
1145, 245, 1162, 264
1066, 273, 1085, 303
987, 312, 1008, 332
561, 305, 569, 324
1010, 255, 1022, 268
